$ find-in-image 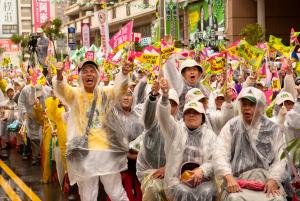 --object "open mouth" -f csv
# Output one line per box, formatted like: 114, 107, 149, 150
190, 75, 195, 79
86, 78, 94, 85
